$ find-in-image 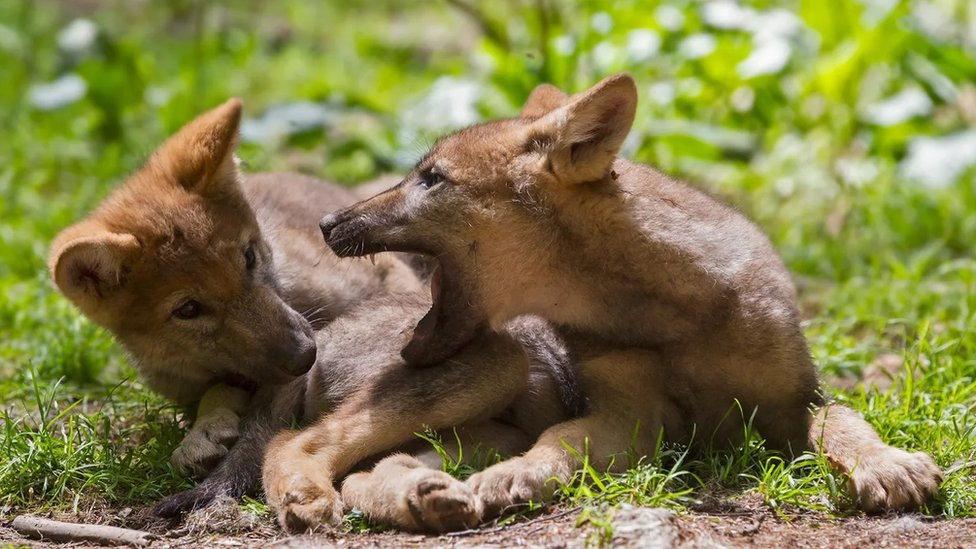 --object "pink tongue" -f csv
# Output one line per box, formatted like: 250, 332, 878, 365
430, 263, 442, 303
410, 264, 443, 343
